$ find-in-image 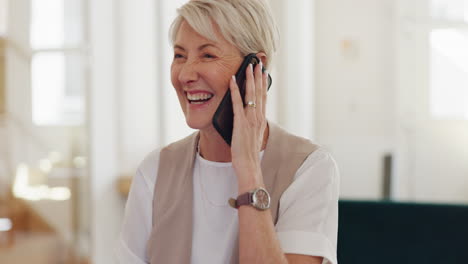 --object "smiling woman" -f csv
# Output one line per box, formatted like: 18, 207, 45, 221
116, 1, 339, 264
171, 21, 244, 134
